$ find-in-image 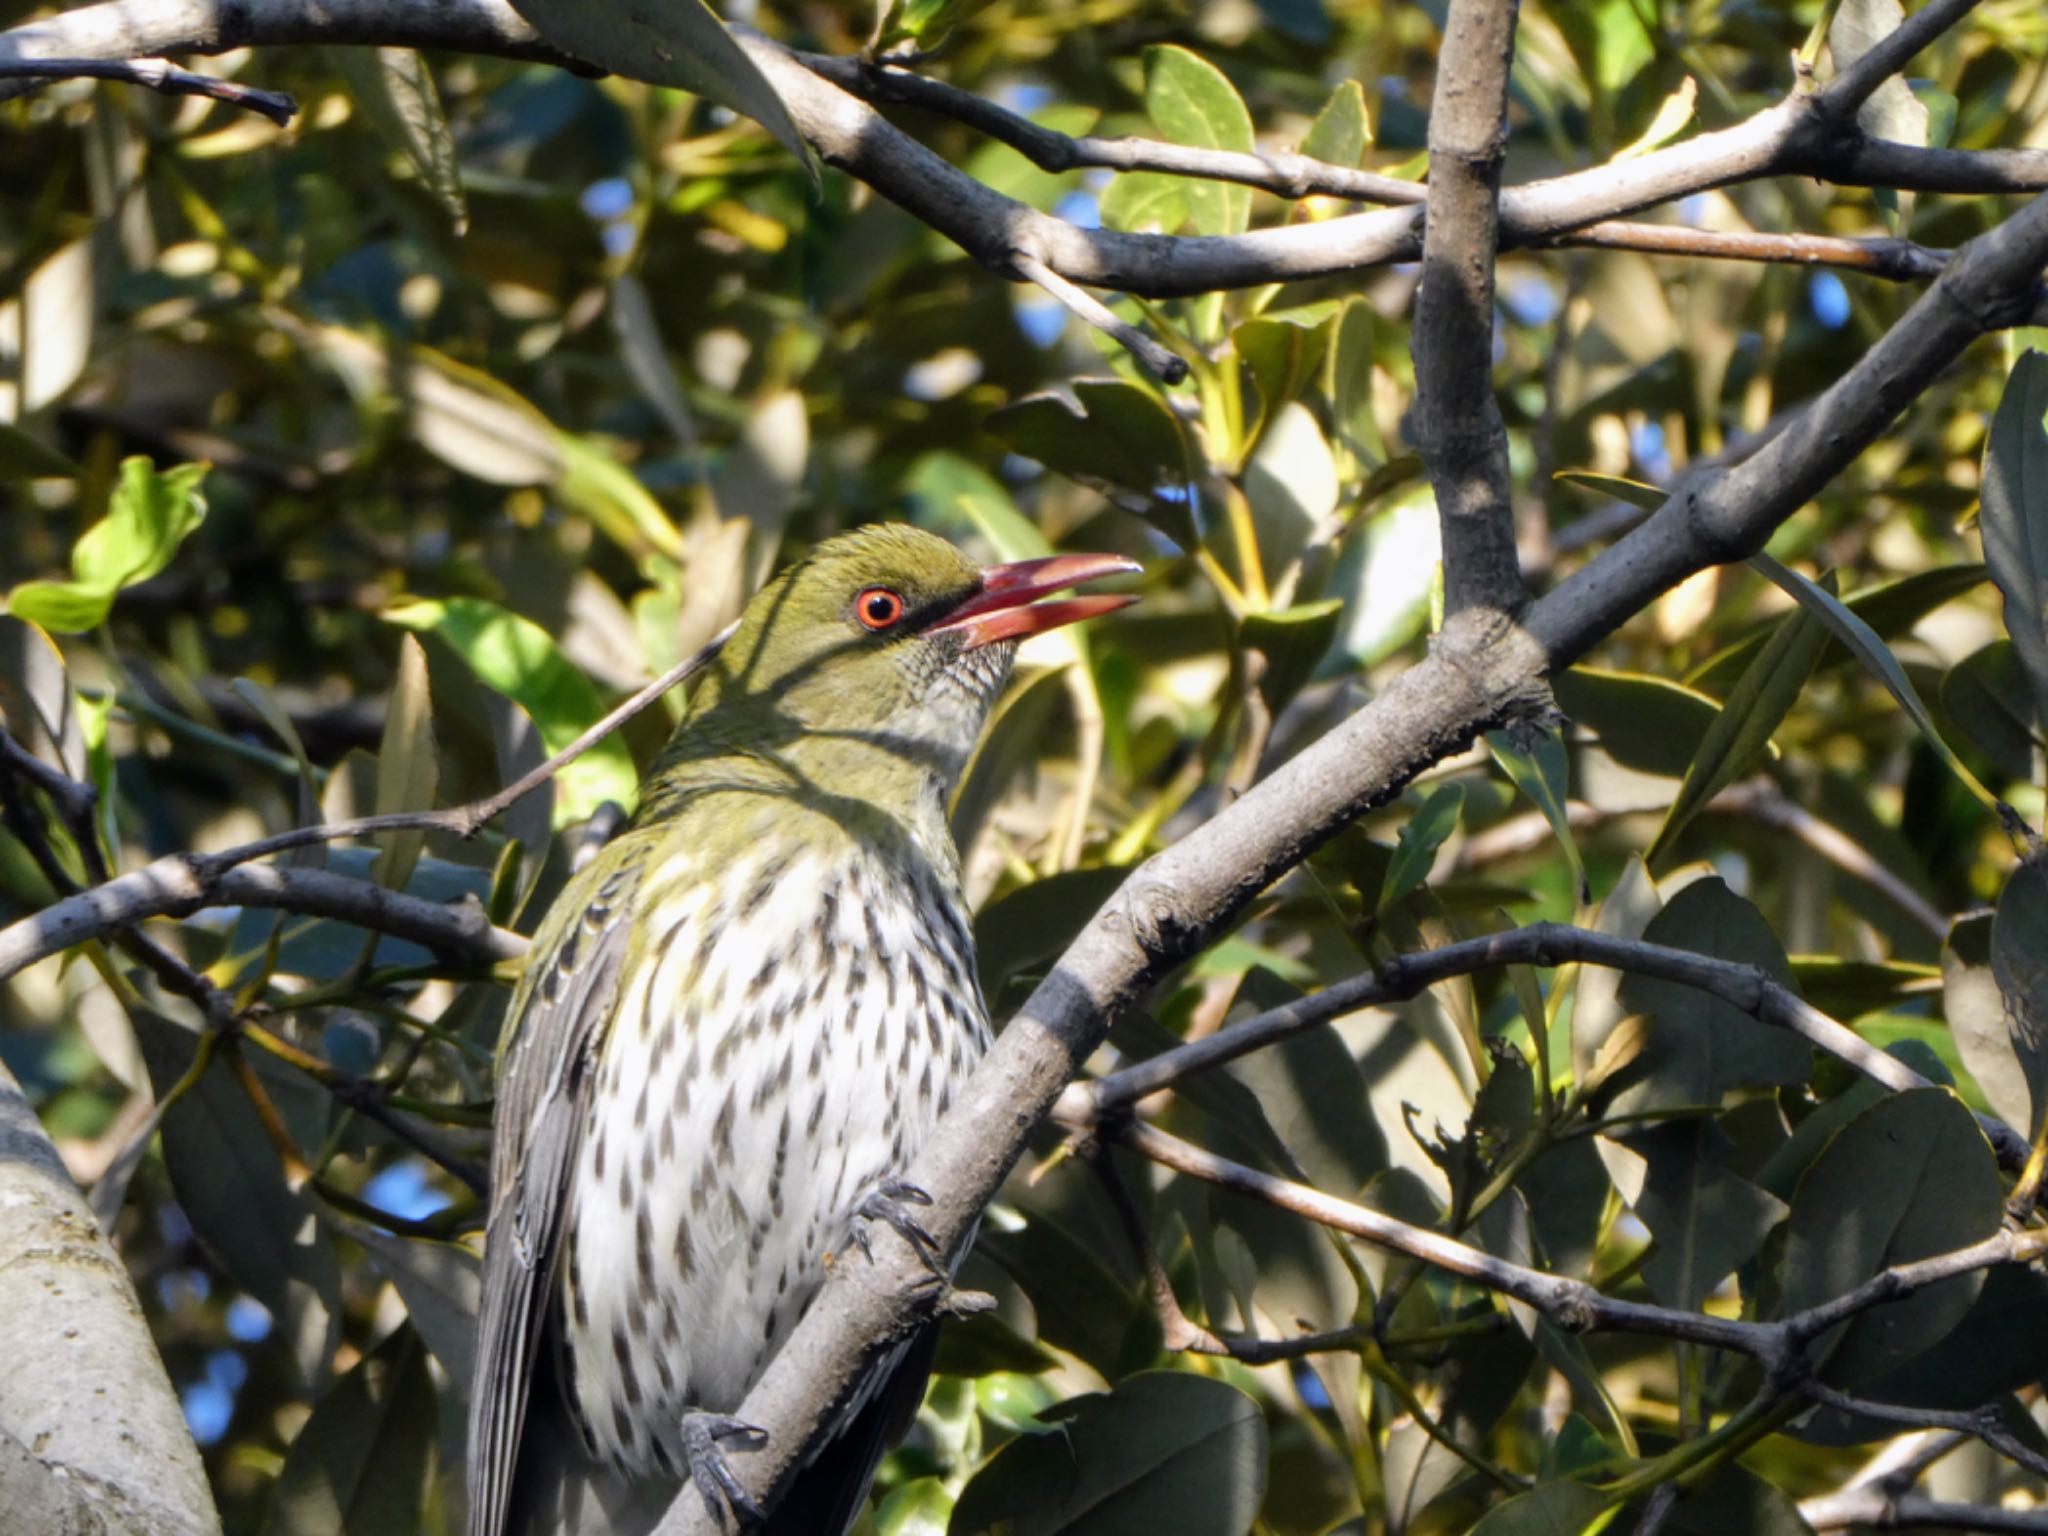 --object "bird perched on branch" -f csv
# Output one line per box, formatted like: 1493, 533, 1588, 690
468, 525, 1137, 1536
